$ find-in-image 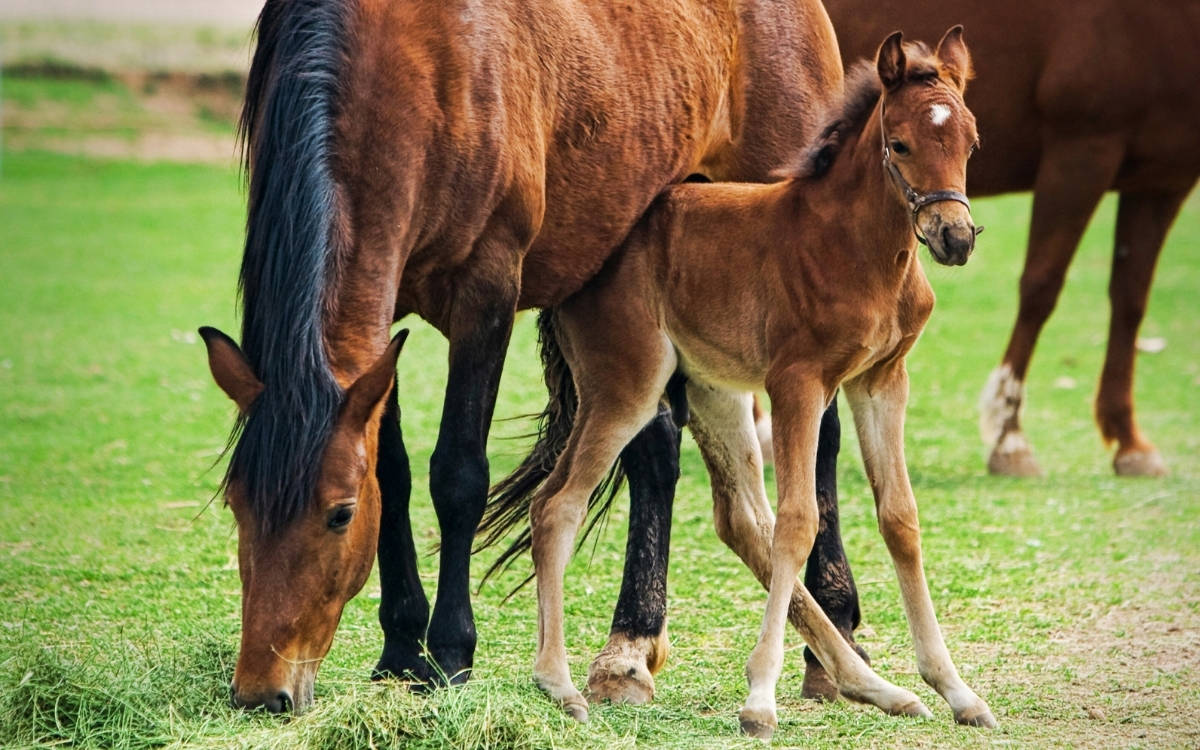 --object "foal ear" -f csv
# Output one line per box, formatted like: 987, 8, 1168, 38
199, 326, 264, 413
340, 329, 409, 430
876, 31, 906, 91
935, 25, 973, 92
